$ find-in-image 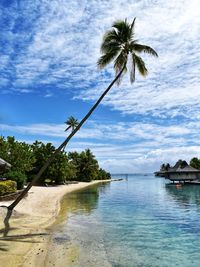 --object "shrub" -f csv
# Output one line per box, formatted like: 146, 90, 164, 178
0, 180, 17, 195
5, 170, 27, 189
